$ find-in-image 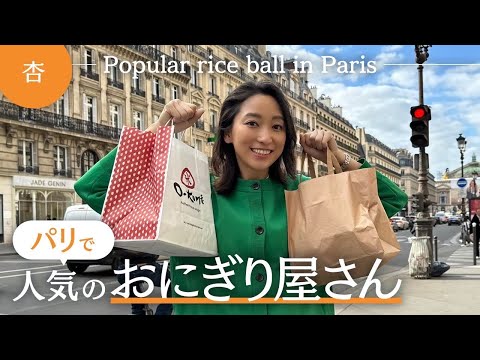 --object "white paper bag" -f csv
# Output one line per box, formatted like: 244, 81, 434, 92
101, 126, 217, 257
